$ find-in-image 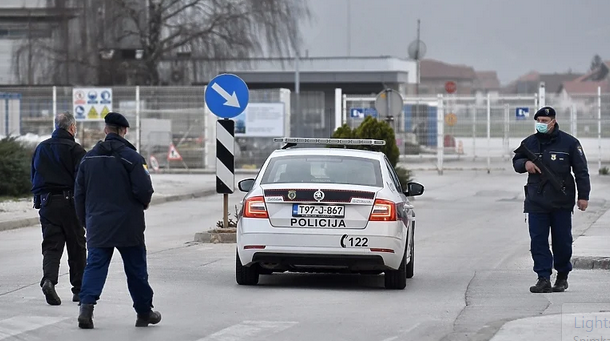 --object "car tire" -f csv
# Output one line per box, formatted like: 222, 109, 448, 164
384, 249, 407, 290
406, 228, 414, 279
236, 251, 259, 285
